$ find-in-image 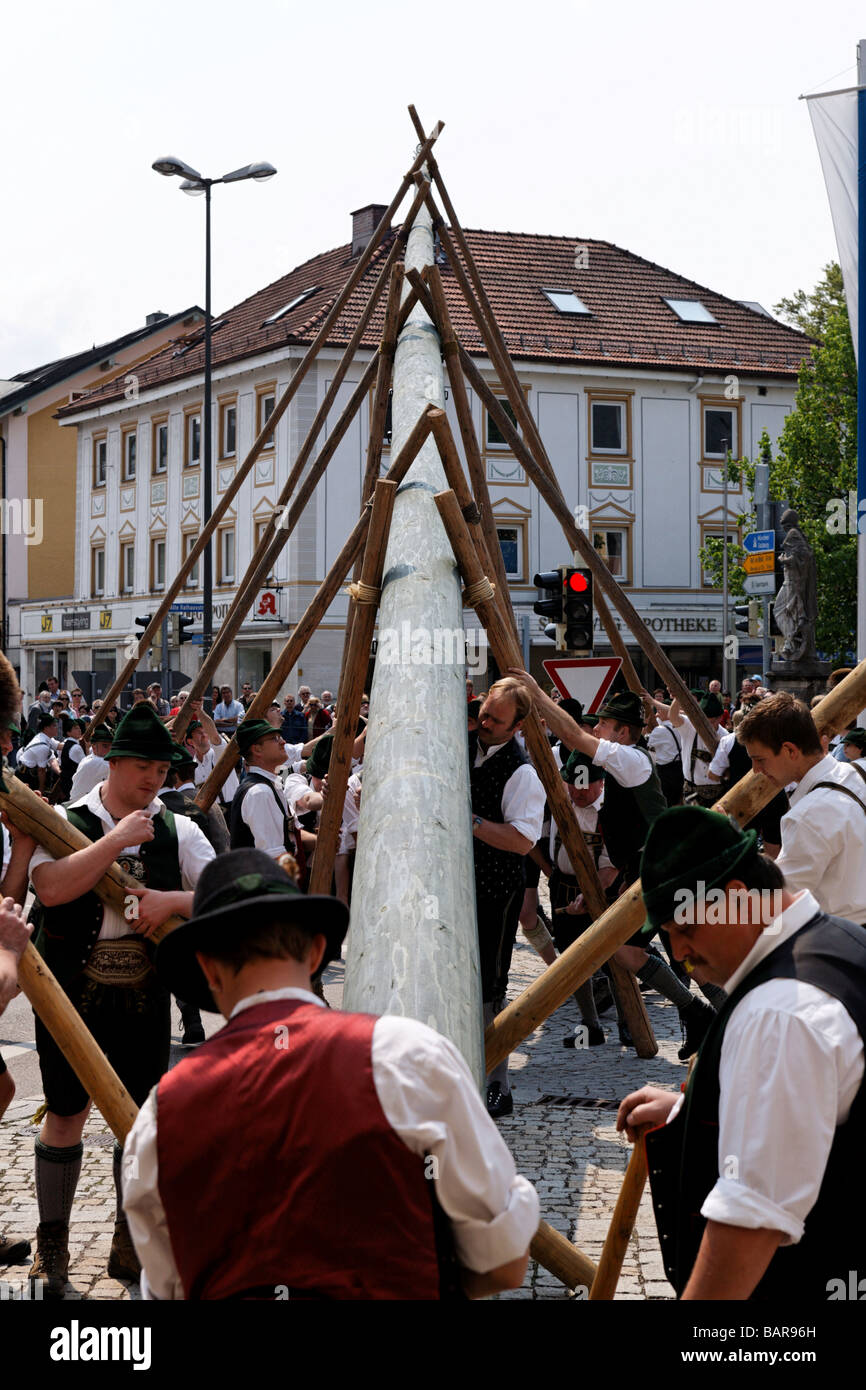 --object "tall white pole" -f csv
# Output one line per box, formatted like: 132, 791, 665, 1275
343, 189, 484, 1085
857, 41, 866, 666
